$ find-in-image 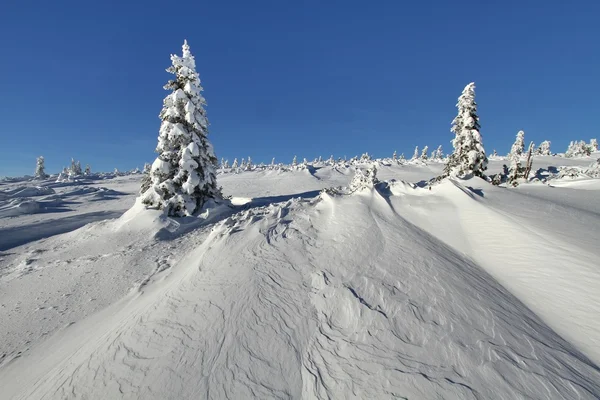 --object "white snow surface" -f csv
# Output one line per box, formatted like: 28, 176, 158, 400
1, 157, 600, 399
